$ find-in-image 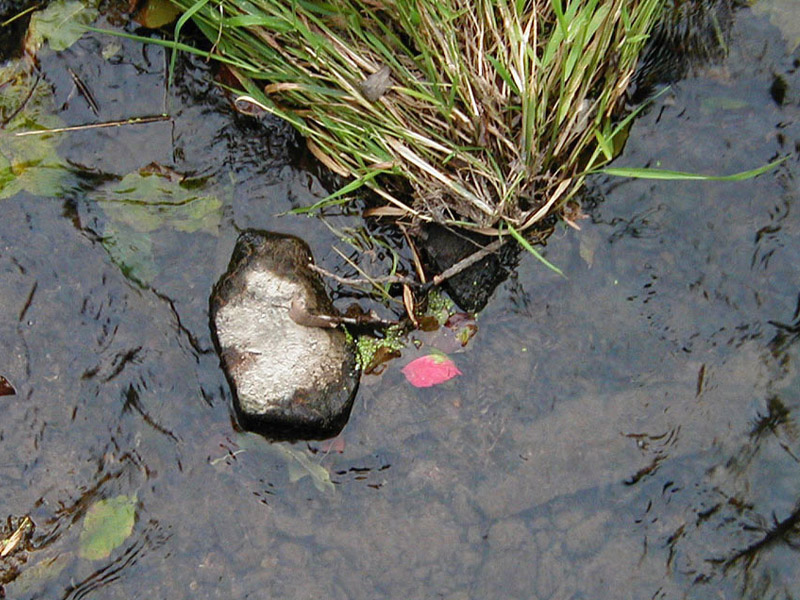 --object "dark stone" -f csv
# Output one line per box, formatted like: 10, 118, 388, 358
210, 230, 359, 440
417, 223, 519, 313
